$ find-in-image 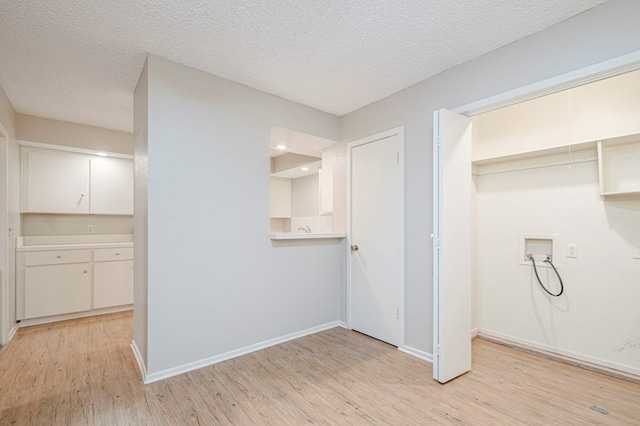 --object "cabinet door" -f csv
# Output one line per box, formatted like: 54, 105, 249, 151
24, 263, 92, 319
90, 157, 134, 214
93, 260, 134, 309
270, 177, 291, 218
22, 148, 90, 213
